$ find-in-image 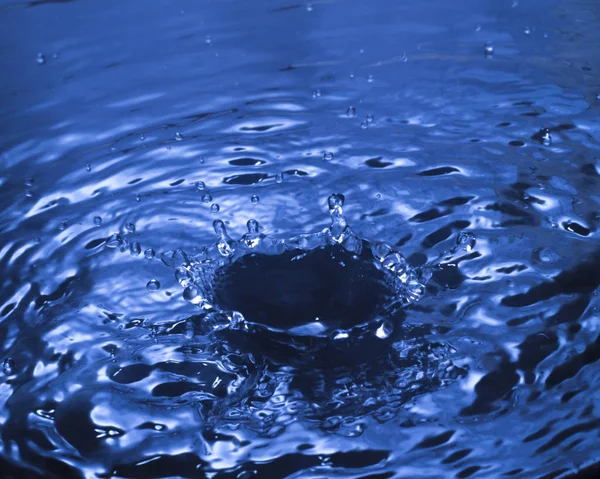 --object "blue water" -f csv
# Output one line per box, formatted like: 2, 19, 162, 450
1, 0, 600, 477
